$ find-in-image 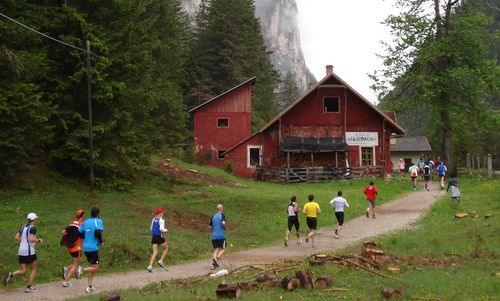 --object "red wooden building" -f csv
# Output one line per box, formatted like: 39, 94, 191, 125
191, 66, 404, 181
